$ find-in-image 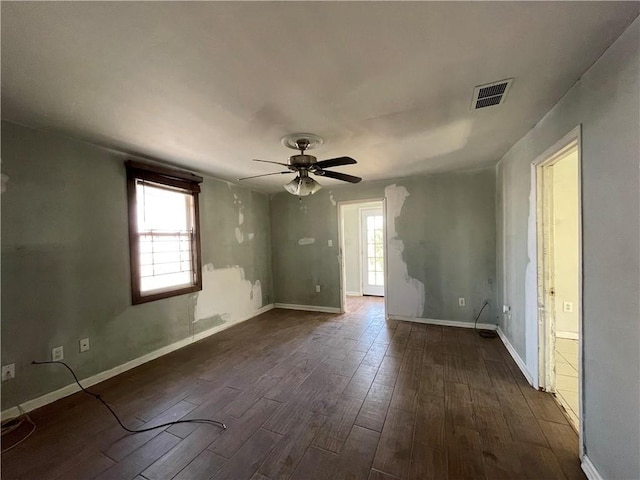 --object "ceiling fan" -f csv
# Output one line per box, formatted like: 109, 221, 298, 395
238, 133, 362, 196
